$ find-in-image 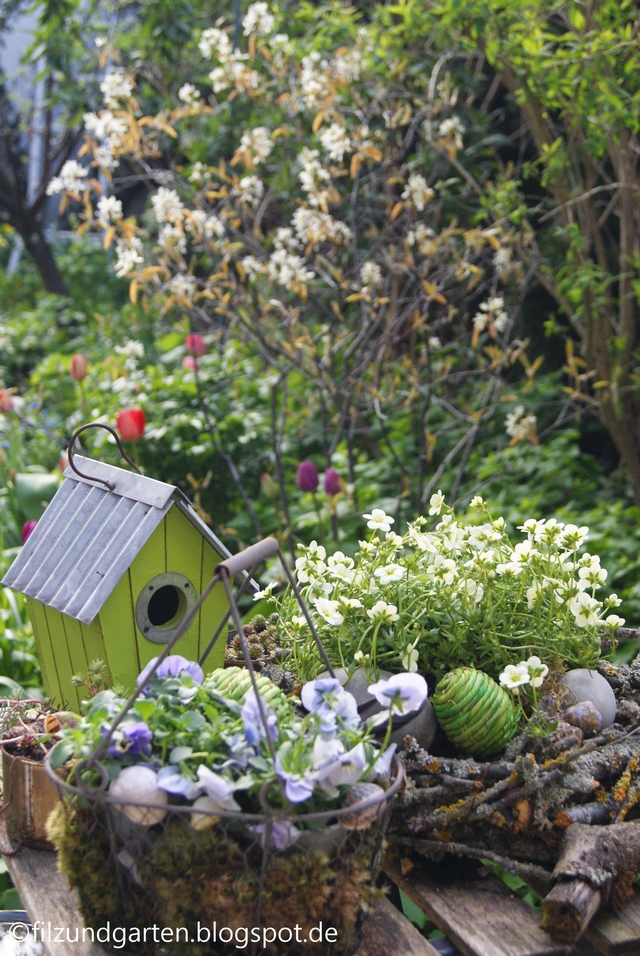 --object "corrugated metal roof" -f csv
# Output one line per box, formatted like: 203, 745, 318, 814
2, 456, 244, 625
